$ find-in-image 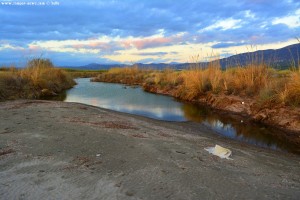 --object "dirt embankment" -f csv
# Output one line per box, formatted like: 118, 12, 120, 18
200, 93, 300, 133
0, 100, 300, 199
144, 86, 300, 134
